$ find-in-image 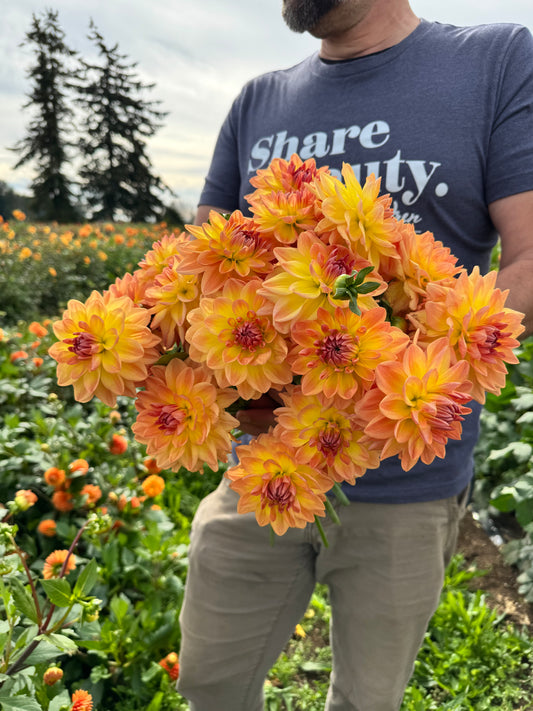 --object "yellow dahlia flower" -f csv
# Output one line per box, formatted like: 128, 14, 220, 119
186, 278, 292, 400
134, 231, 188, 291
132, 358, 239, 473
421, 267, 524, 402
181, 210, 274, 294
312, 165, 400, 268
258, 231, 385, 333
144, 261, 199, 349
290, 306, 409, 400
360, 338, 472, 471
226, 432, 332, 535
274, 387, 380, 485
248, 188, 319, 245
49, 291, 160, 406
